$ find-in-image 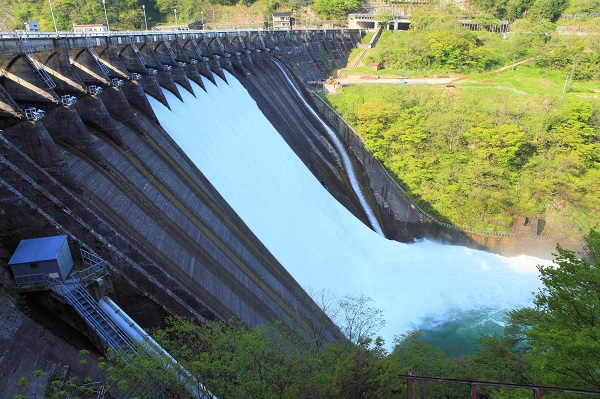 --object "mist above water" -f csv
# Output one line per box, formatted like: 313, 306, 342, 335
147, 71, 550, 350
